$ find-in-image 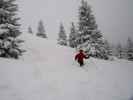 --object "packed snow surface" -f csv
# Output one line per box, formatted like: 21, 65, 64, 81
0, 34, 133, 100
